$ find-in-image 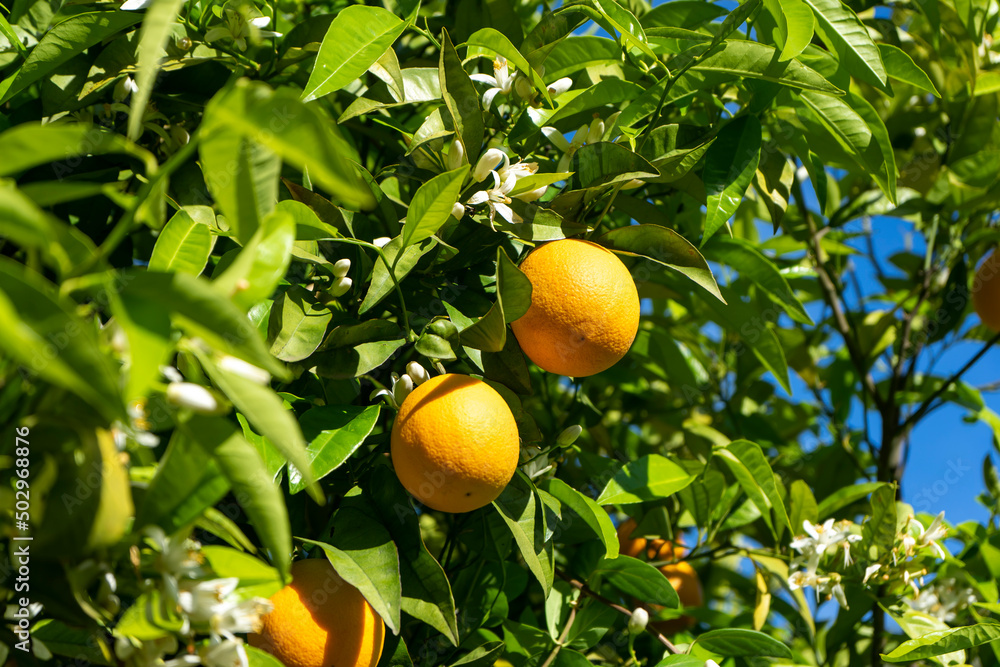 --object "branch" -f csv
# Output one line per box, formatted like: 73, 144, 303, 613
901, 331, 1000, 432
792, 176, 885, 413
554, 568, 681, 655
